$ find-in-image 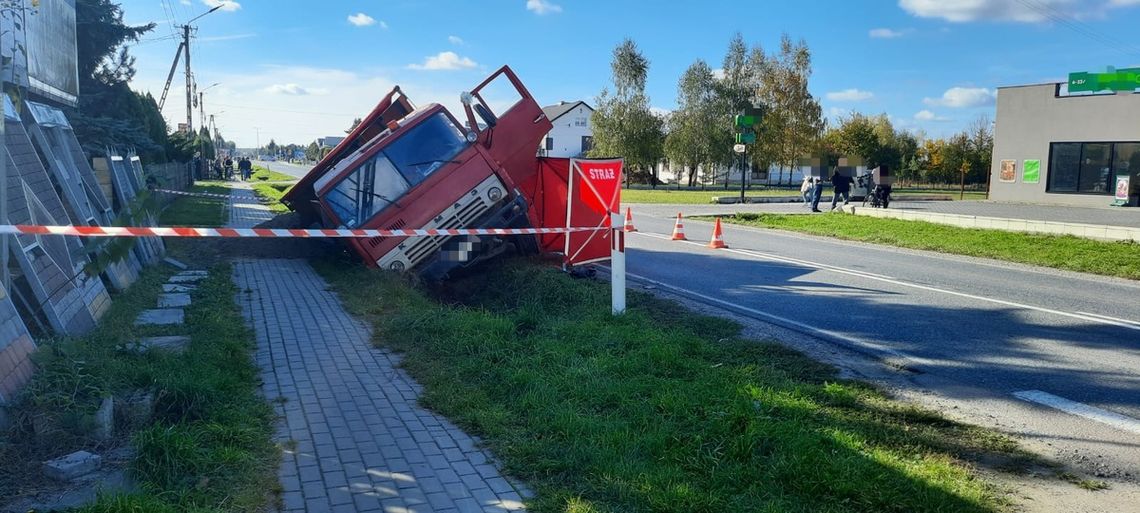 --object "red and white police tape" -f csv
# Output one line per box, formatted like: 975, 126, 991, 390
154, 189, 248, 200
0, 224, 606, 238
